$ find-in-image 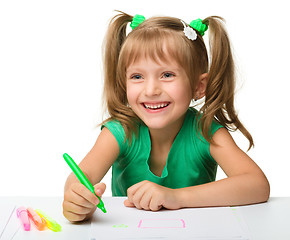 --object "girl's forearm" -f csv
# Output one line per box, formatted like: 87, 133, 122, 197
177, 173, 270, 208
